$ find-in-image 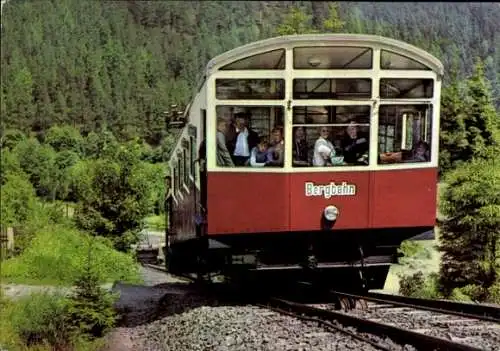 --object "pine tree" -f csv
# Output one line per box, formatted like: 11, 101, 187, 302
275, 6, 318, 36
438, 157, 500, 300
439, 70, 468, 174
461, 59, 499, 160
321, 2, 345, 33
